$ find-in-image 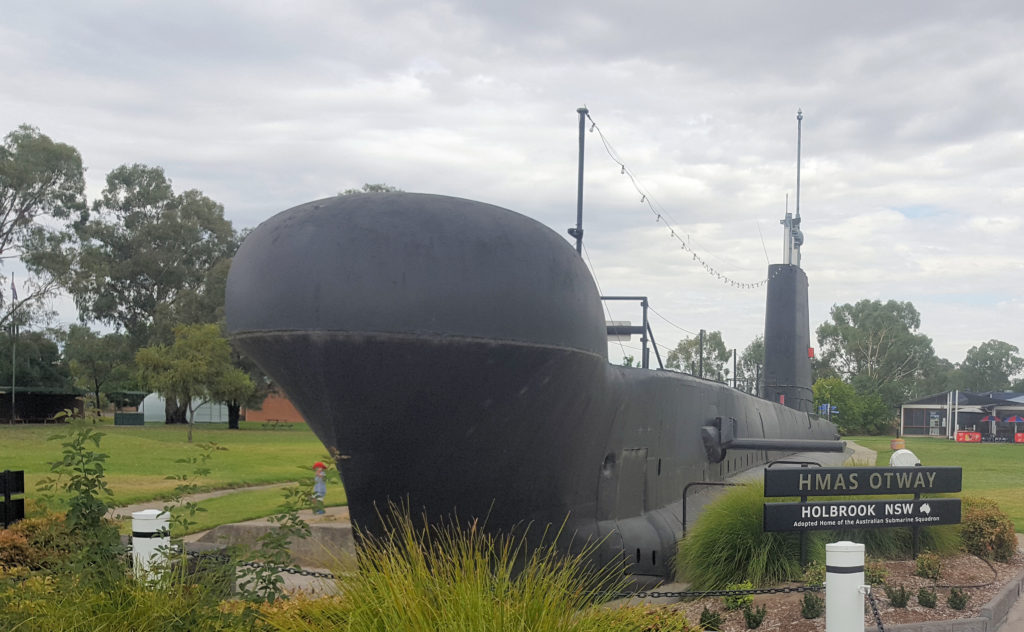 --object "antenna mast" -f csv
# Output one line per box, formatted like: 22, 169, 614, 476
780, 109, 804, 267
